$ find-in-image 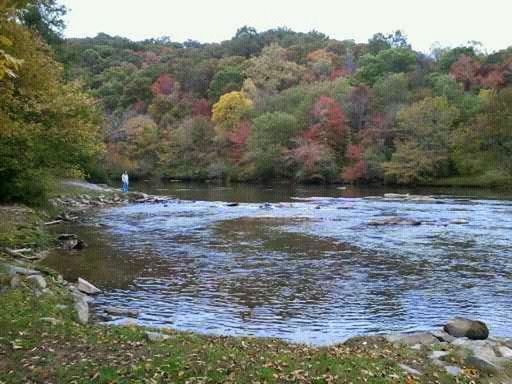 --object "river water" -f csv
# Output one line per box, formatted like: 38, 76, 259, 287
43, 183, 512, 345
